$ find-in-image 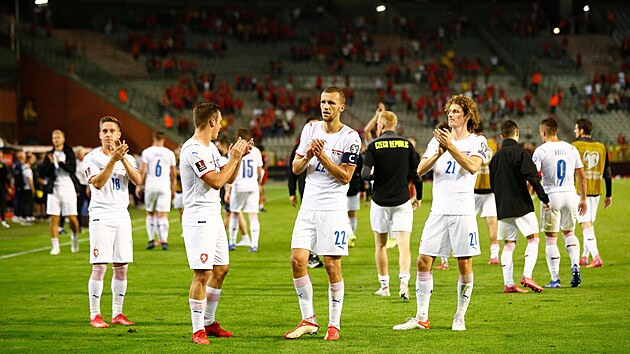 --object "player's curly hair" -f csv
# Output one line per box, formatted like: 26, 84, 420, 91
444, 95, 481, 133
